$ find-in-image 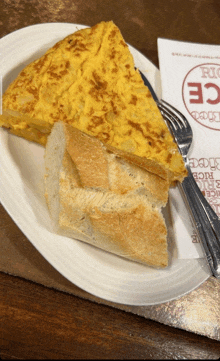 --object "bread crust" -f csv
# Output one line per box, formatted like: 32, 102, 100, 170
63, 123, 169, 207
64, 124, 109, 191
44, 121, 169, 268
88, 203, 168, 268
105, 143, 169, 181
